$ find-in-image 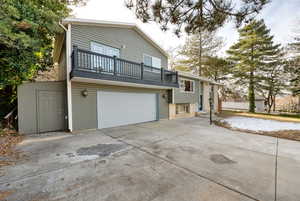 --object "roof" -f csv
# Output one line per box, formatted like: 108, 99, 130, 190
178, 71, 223, 86
62, 18, 169, 58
